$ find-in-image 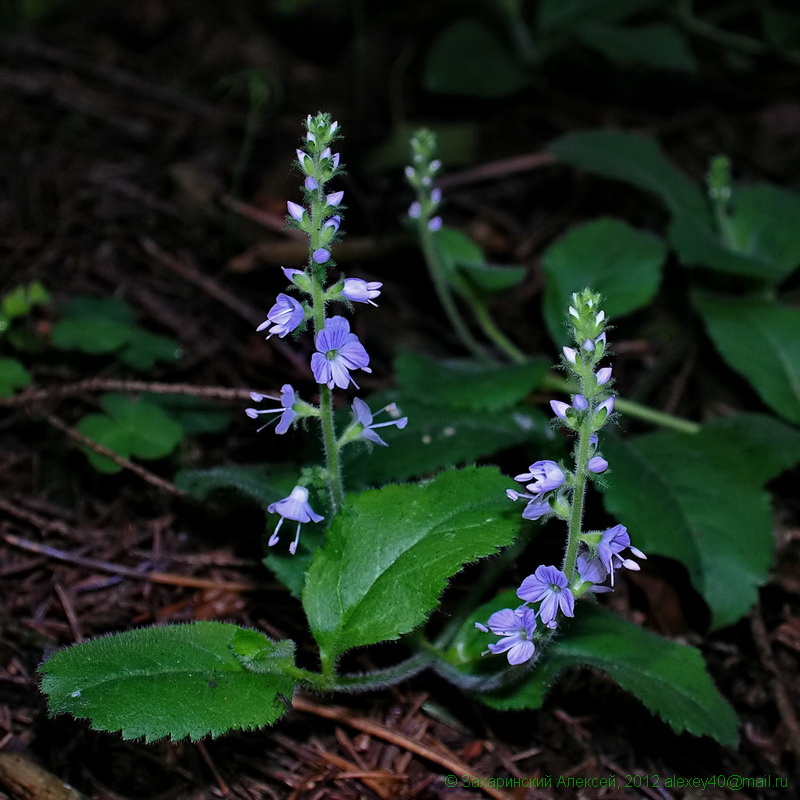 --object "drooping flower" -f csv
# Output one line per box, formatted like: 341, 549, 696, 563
514, 460, 566, 493
266, 486, 324, 555
476, 607, 537, 665
310, 315, 372, 389
575, 552, 611, 593
350, 397, 407, 446
342, 278, 382, 307
245, 385, 297, 434
595, 524, 647, 585
517, 565, 575, 627
257, 294, 304, 339
506, 489, 552, 521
